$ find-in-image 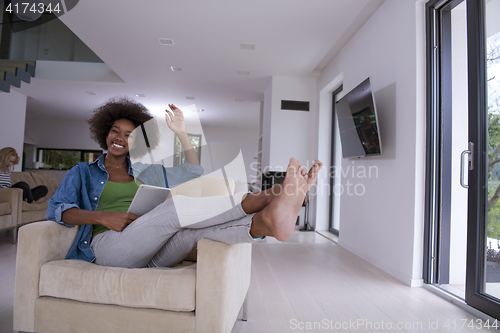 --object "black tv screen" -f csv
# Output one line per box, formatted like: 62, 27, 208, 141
336, 77, 382, 158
